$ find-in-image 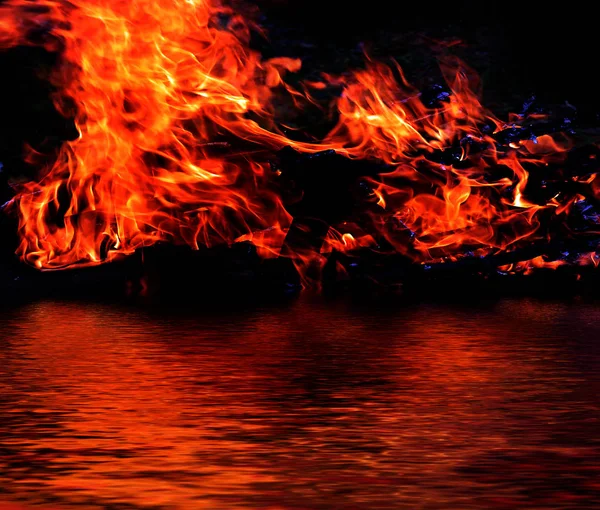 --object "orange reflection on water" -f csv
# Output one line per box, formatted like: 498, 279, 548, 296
1, 299, 600, 508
